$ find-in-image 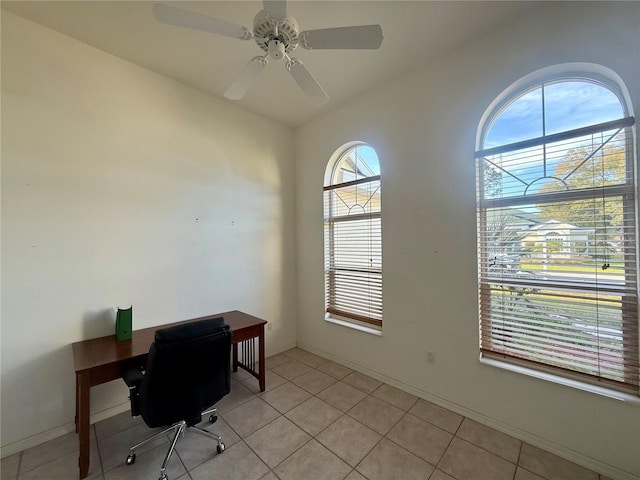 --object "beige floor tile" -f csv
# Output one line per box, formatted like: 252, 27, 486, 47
259, 472, 280, 480
19, 443, 102, 480
298, 352, 330, 368
282, 347, 308, 359
243, 370, 287, 394
189, 441, 269, 480
174, 417, 240, 470
347, 395, 404, 435
231, 367, 253, 382
222, 397, 281, 437
317, 361, 354, 379
317, 415, 382, 467
99, 422, 168, 473
457, 418, 521, 463
430, 469, 456, 480
214, 381, 257, 414
317, 381, 368, 412
274, 439, 351, 480
518, 443, 599, 480
266, 353, 293, 370
292, 369, 337, 394
285, 397, 343, 436
342, 372, 383, 394
95, 411, 143, 441
261, 382, 312, 413
357, 438, 434, 480
387, 413, 452, 465
409, 399, 463, 434
271, 360, 313, 380
20, 430, 85, 473
515, 467, 547, 480
345, 470, 367, 480
439, 437, 516, 480
103, 442, 186, 480
1, 453, 20, 479
371, 383, 418, 411
240, 376, 263, 394
245, 416, 311, 468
